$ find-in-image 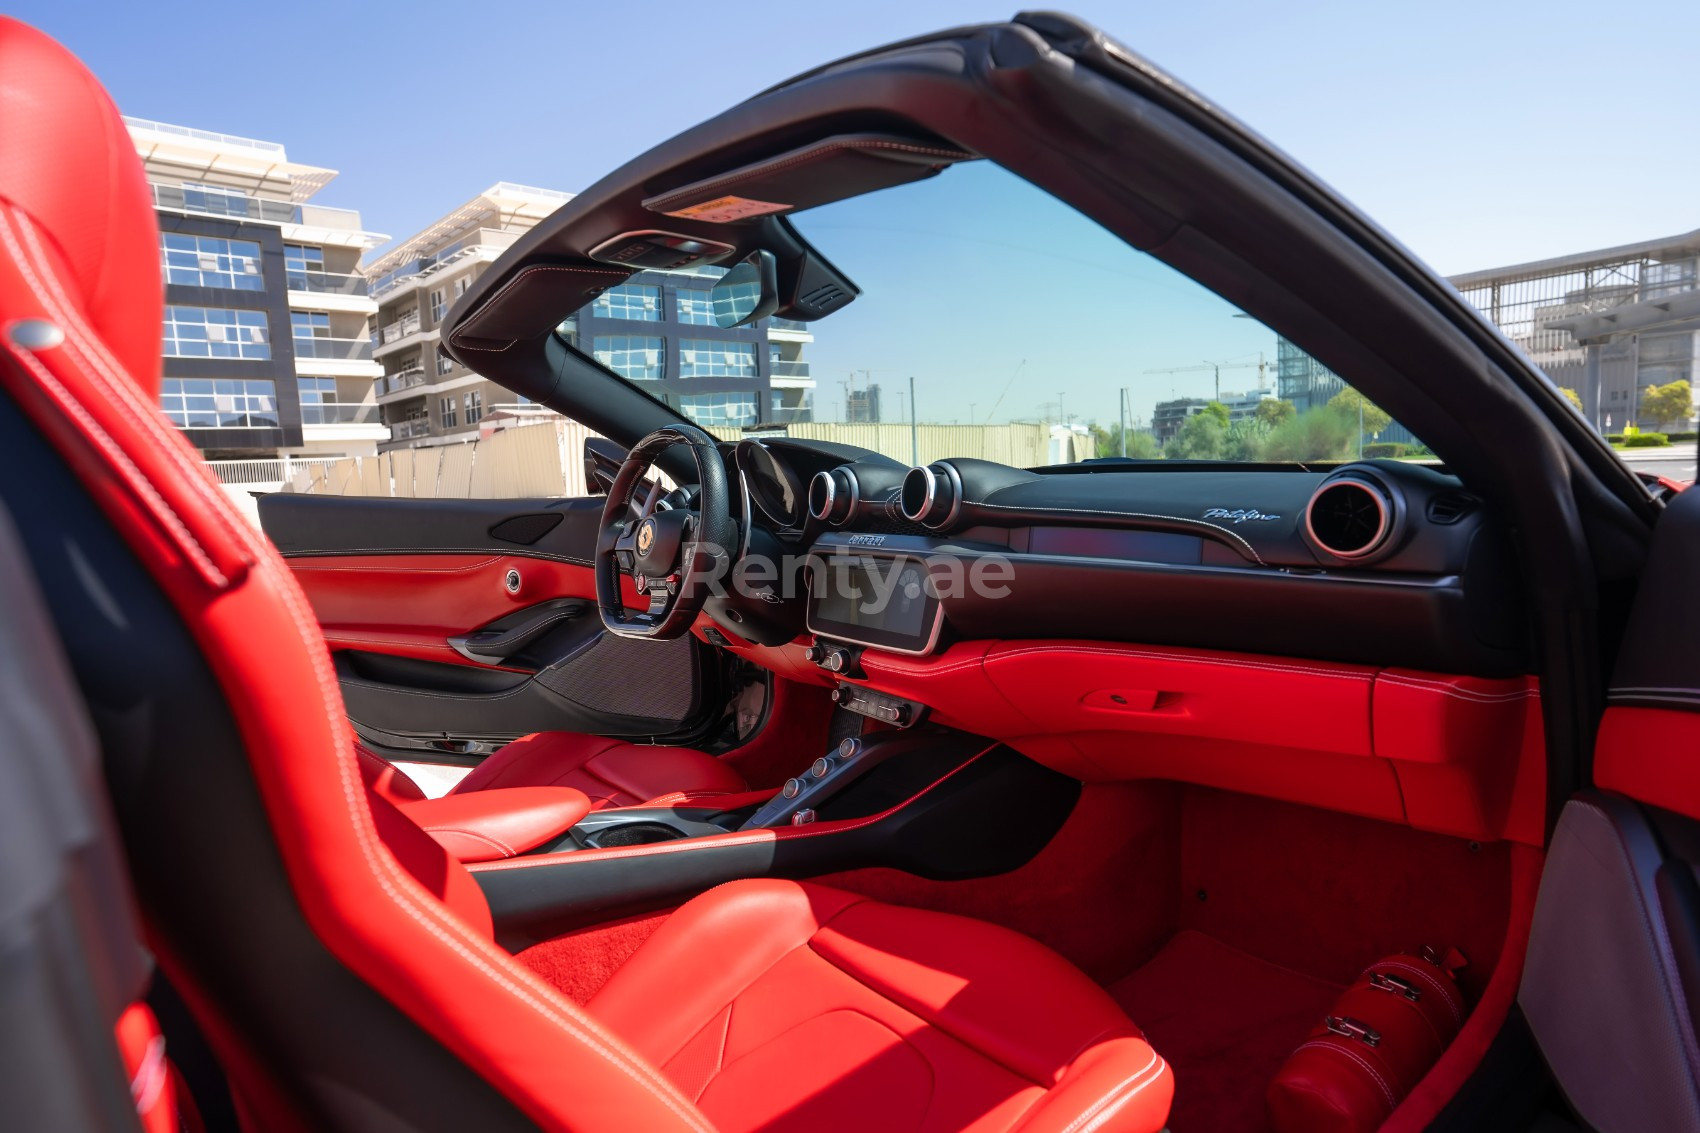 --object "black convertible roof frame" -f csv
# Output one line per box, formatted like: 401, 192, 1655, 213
440, 10, 1661, 826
